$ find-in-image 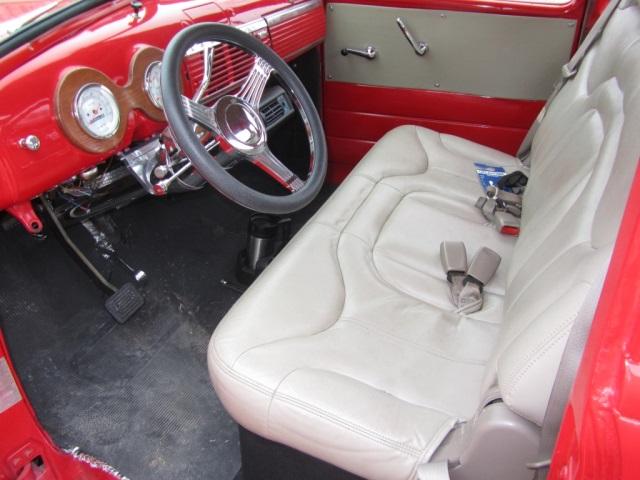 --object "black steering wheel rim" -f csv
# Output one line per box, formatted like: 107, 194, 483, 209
161, 22, 327, 214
